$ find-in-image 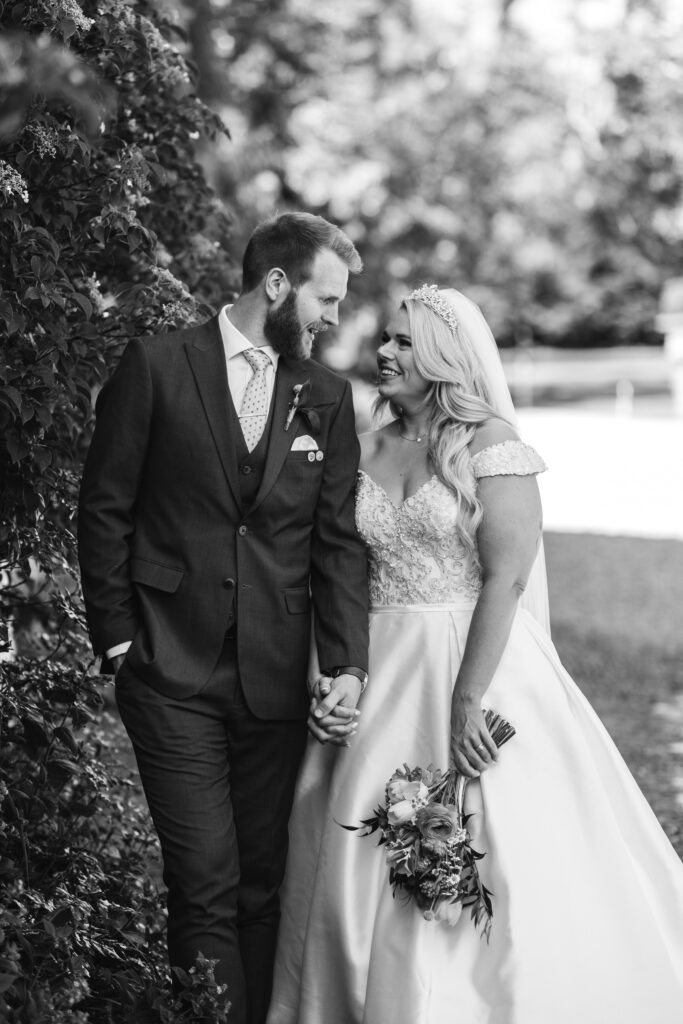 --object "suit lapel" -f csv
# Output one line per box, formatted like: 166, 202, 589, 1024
184, 318, 242, 512
249, 358, 308, 516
